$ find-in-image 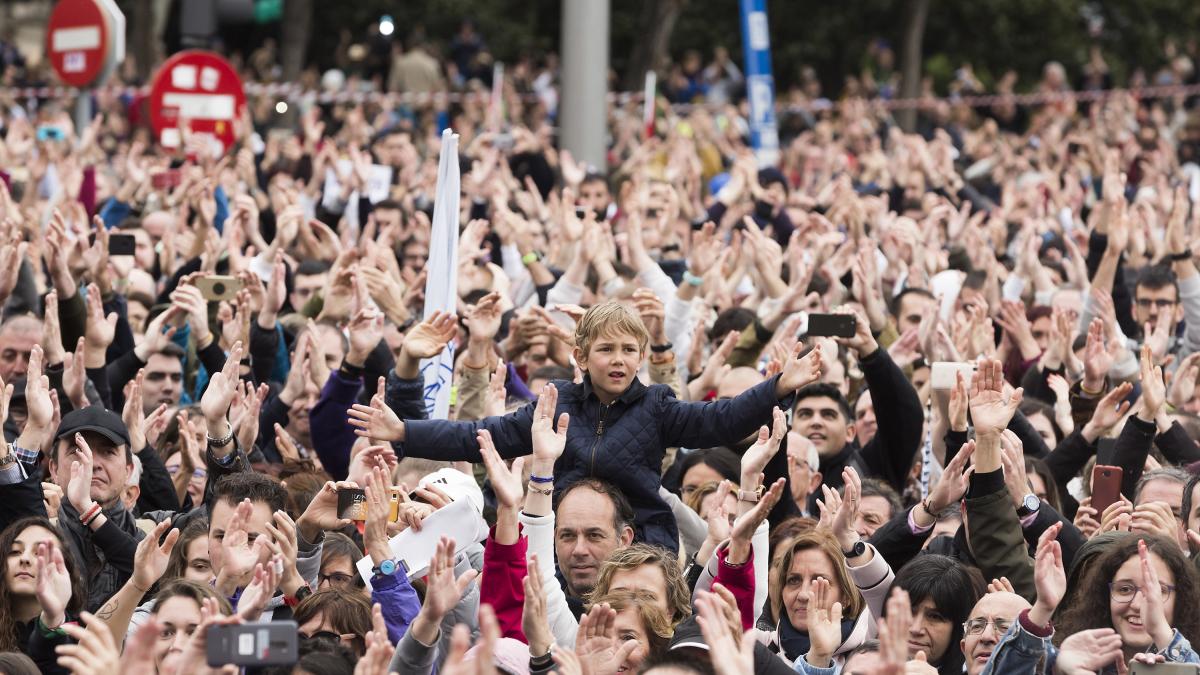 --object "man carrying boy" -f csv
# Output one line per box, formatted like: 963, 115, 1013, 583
348, 301, 822, 552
